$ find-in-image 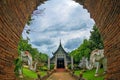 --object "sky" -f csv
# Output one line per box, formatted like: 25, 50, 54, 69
22, 0, 95, 57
